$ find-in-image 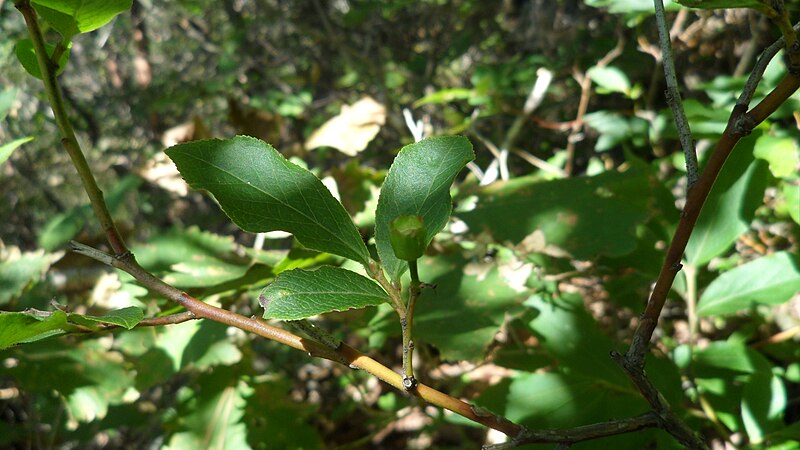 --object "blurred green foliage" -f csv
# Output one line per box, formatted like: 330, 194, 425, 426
1, 0, 799, 448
